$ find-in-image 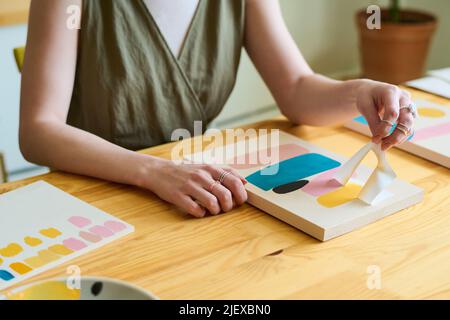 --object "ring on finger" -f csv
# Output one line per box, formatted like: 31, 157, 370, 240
397, 122, 412, 134
381, 119, 395, 127
395, 125, 409, 136
218, 171, 232, 184
400, 103, 418, 119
